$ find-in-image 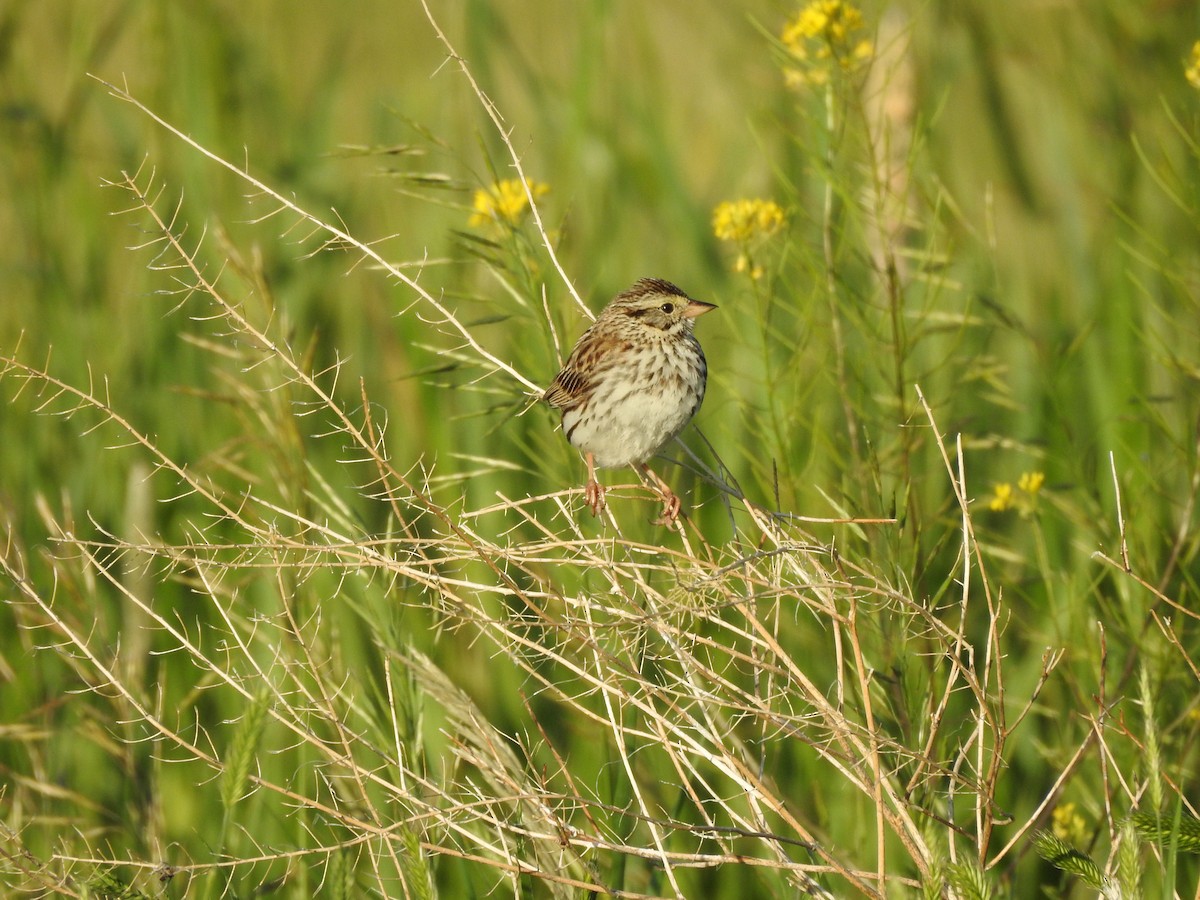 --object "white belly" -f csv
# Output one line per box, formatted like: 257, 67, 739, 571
560, 347, 706, 468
